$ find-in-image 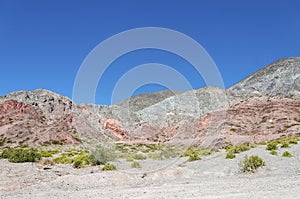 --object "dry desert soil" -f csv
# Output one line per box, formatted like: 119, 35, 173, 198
1, 143, 300, 199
